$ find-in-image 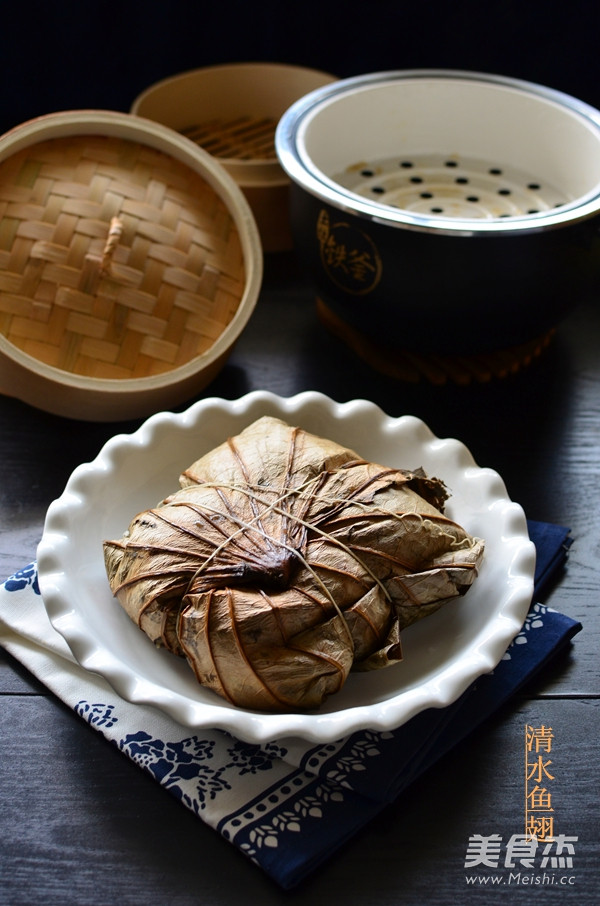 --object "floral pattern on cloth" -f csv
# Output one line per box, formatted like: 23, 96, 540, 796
3, 562, 39, 595
73, 692, 362, 860
0, 522, 582, 889
66, 576, 580, 878
501, 602, 552, 660
231, 783, 348, 860
75, 702, 293, 817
